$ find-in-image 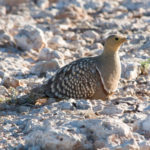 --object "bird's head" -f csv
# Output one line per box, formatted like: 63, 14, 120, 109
104, 35, 127, 53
